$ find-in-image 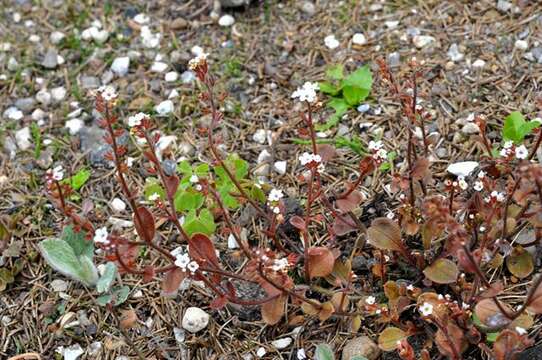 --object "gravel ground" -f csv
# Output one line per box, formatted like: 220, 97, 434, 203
1, 0, 542, 359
